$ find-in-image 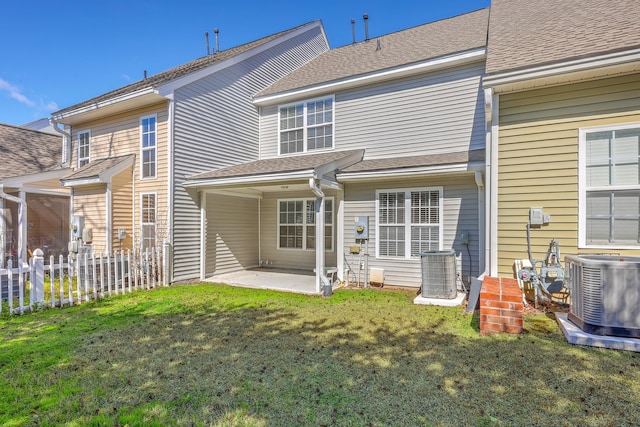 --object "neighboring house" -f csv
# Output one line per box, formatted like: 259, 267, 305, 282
0, 123, 69, 267
50, 21, 329, 281
184, 9, 489, 292
482, 0, 640, 278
